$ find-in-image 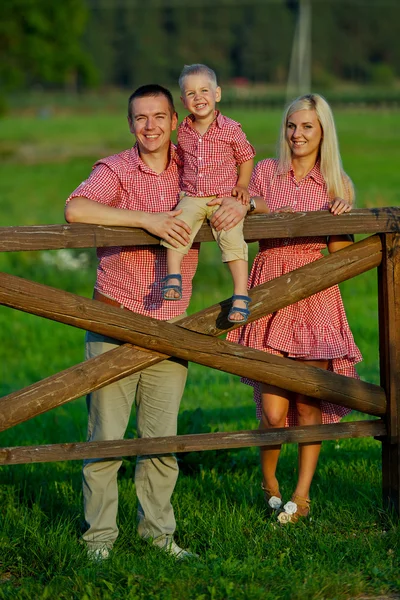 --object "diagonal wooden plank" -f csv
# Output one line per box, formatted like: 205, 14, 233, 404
0, 237, 386, 421
0, 236, 384, 433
